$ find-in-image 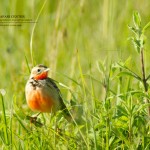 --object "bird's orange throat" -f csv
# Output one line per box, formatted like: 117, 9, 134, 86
34, 72, 48, 80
